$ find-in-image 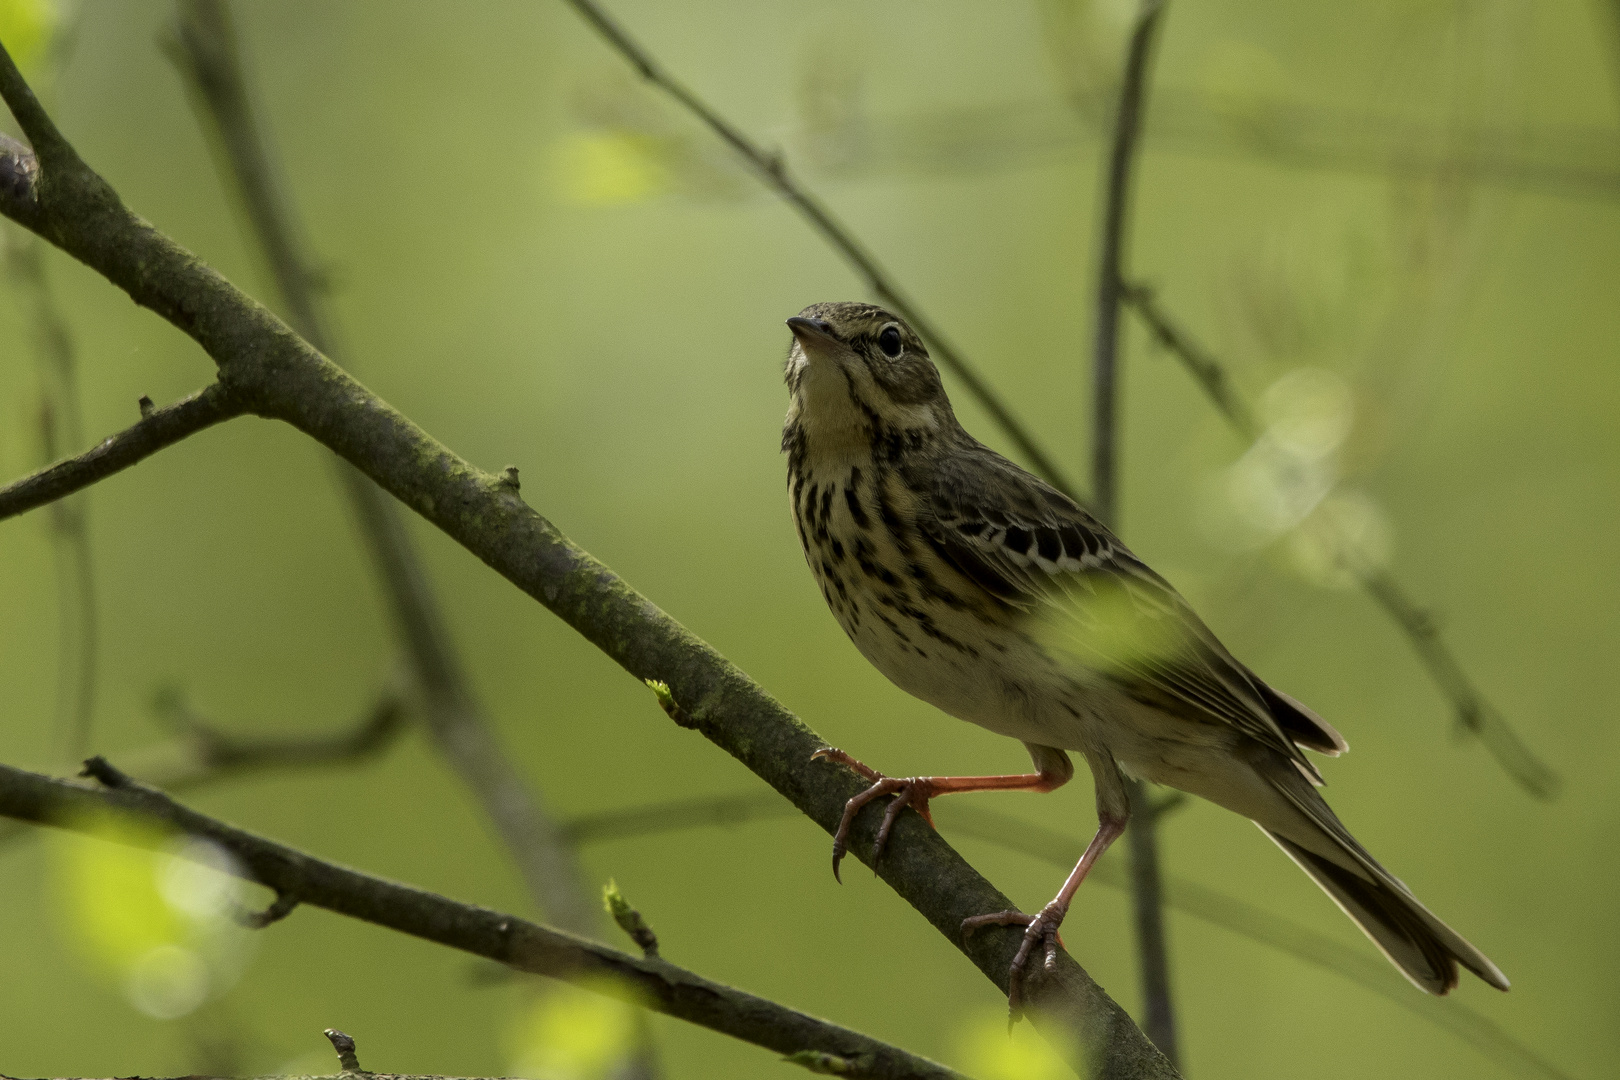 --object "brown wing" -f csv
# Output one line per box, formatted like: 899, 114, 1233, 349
915, 441, 1333, 779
